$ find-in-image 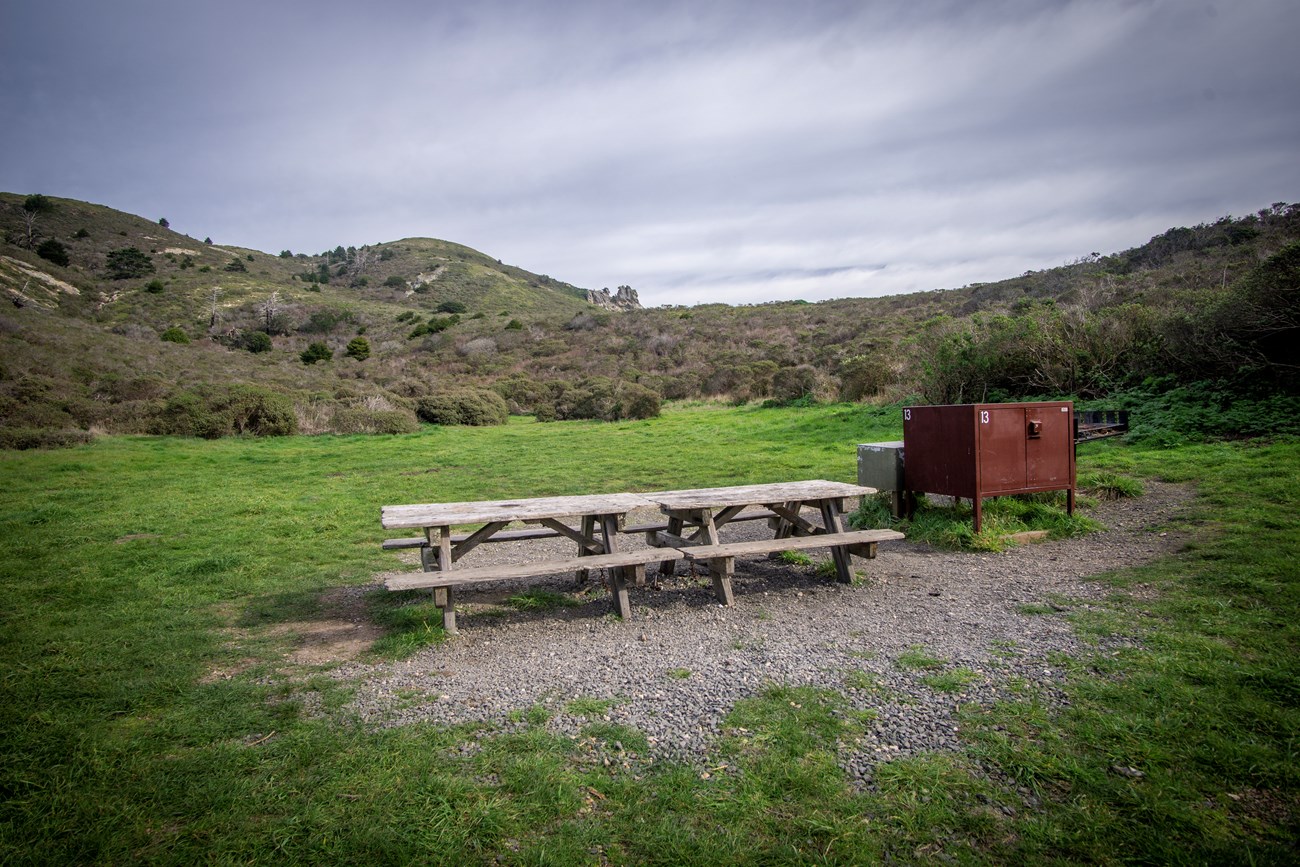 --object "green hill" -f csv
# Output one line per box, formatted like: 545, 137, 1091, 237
2, 192, 1297, 446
